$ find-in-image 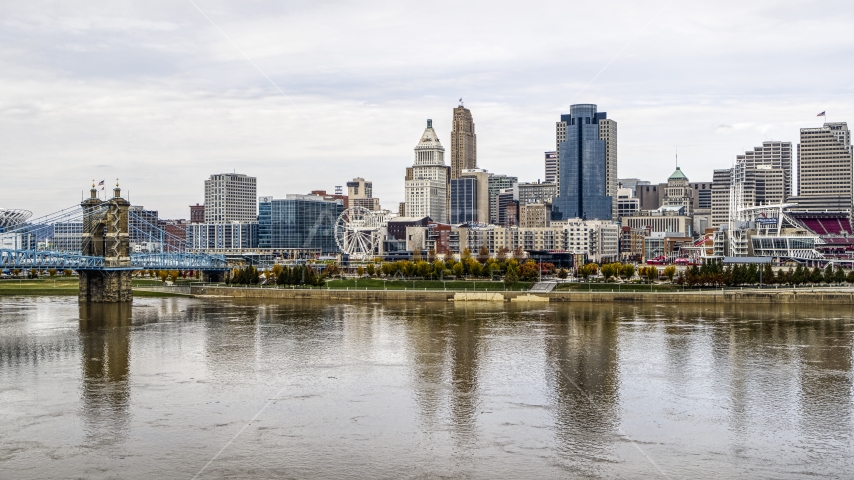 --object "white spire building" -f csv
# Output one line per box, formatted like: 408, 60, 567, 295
404, 119, 450, 223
